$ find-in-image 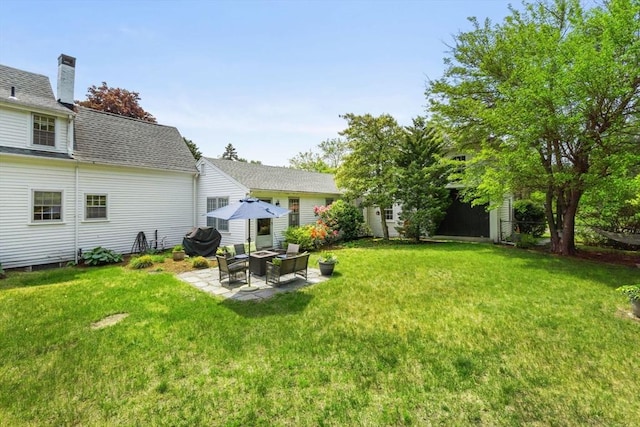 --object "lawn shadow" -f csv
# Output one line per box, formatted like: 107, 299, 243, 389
0, 267, 85, 291
220, 291, 314, 318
